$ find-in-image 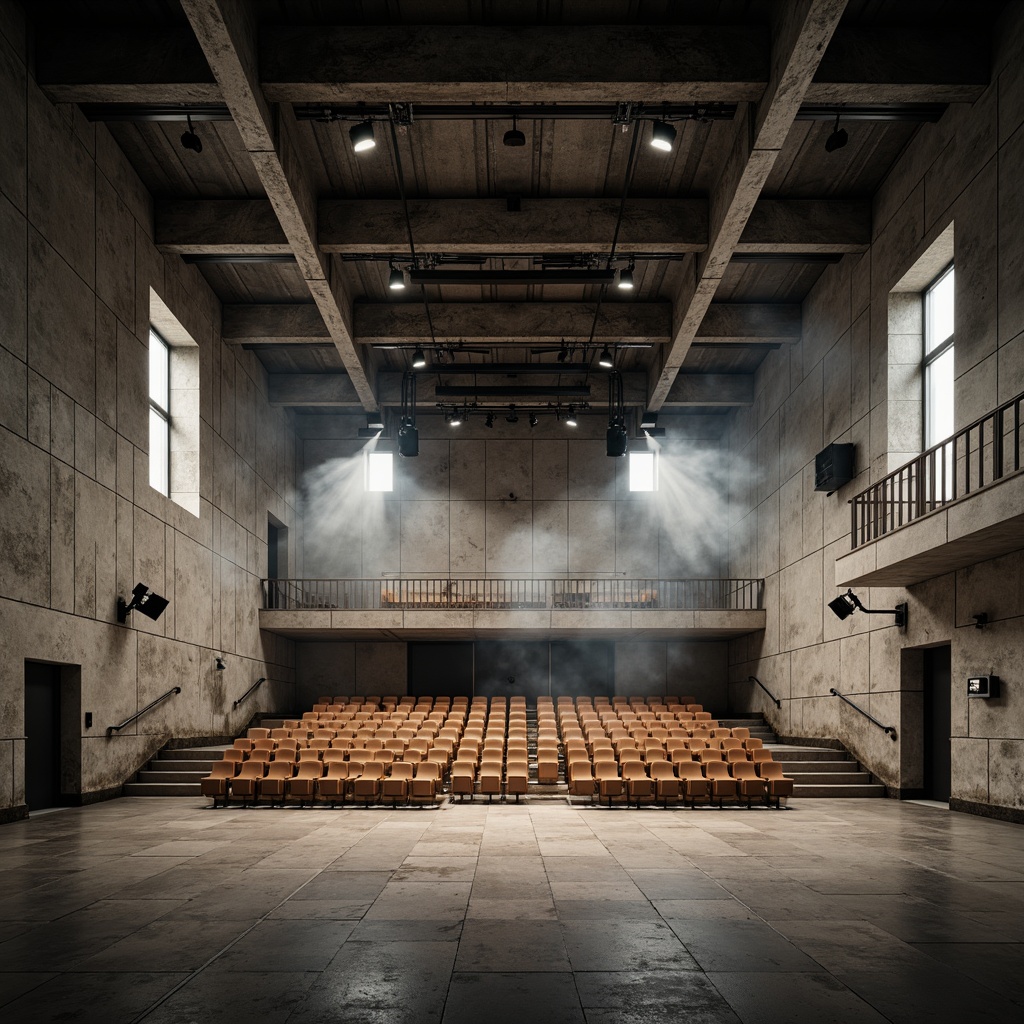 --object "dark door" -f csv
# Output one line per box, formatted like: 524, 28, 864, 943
474, 642, 550, 700
551, 641, 614, 698
408, 643, 474, 698
923, 645, 951, 802
25, 662, 62, 811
